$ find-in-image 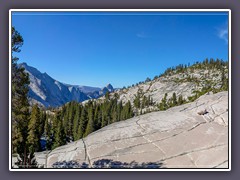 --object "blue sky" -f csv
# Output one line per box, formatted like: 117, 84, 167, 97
12, 11, 229, 88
